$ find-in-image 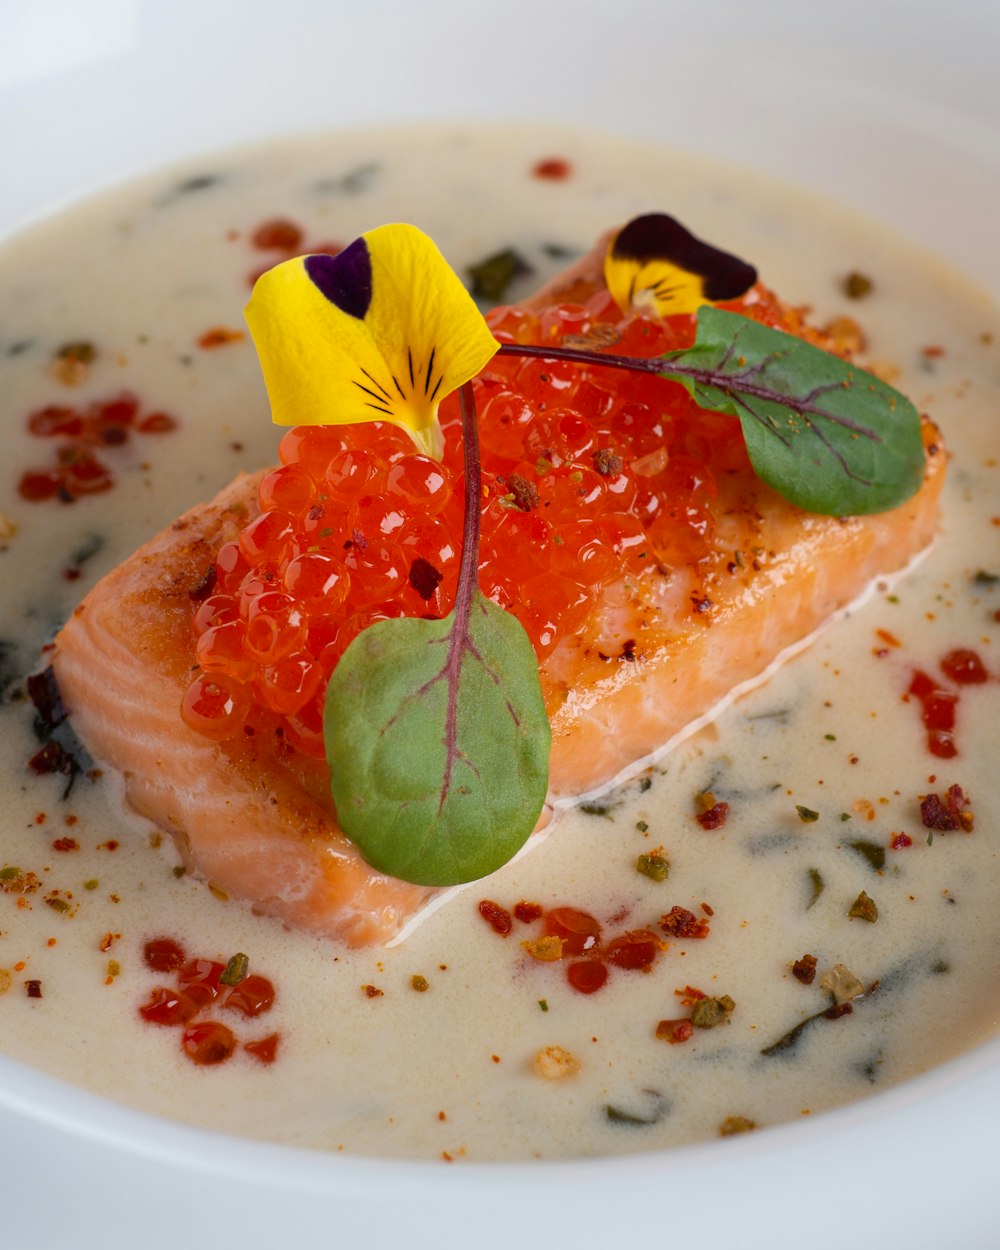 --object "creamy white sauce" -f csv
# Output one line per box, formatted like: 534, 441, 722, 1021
0, 125, 998, 1162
